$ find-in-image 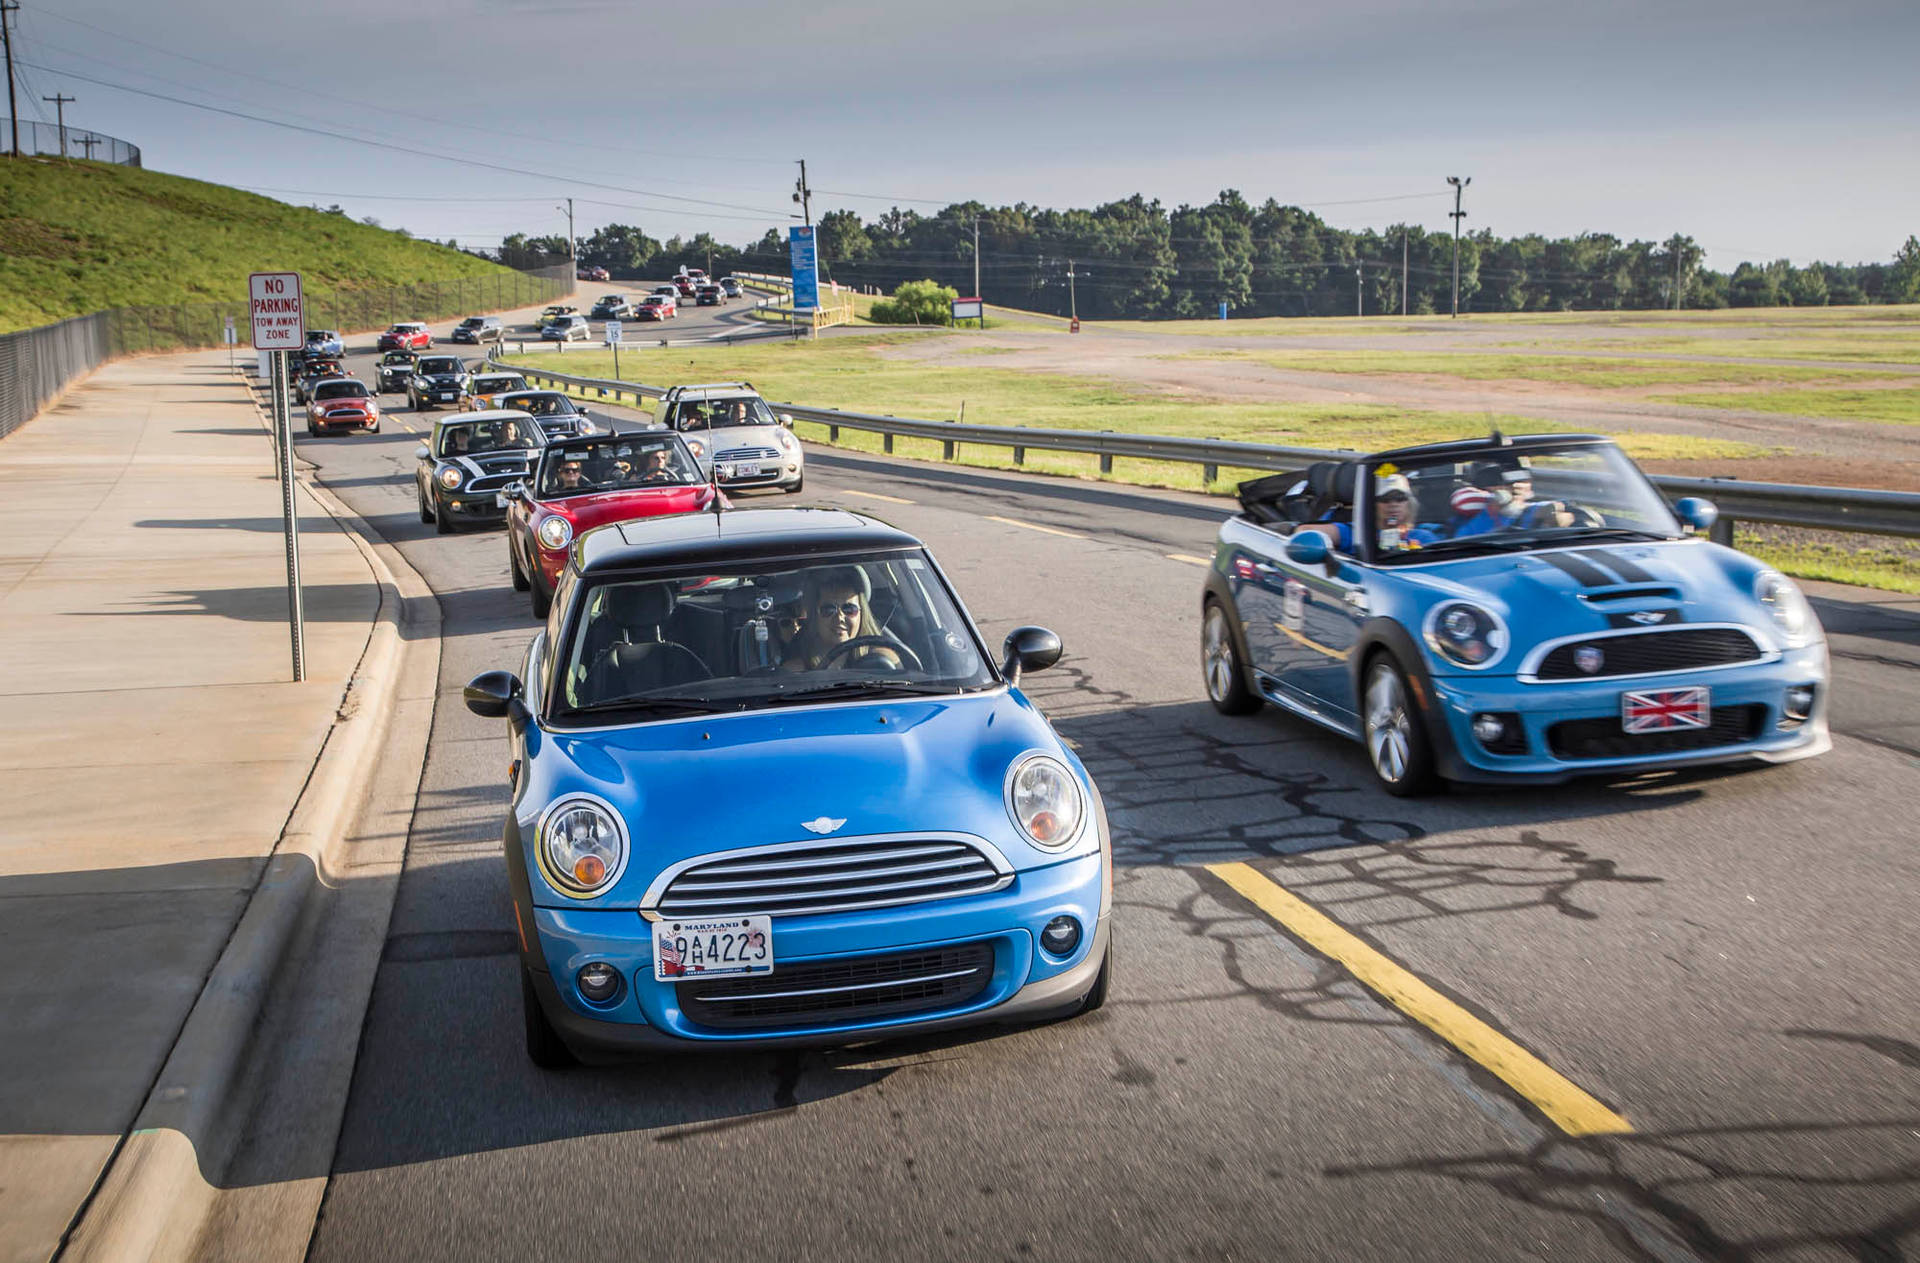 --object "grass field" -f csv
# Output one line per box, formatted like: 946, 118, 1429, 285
1553, 333, 1920, 365
1658, 385, 1920, 425
1175, 349, 1887, 390
1081, 303, 1920, 338
0, 158, 512, 331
